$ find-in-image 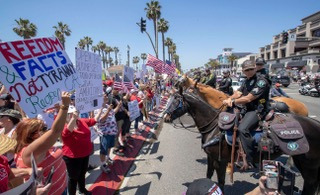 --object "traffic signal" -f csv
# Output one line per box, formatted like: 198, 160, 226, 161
140, 17, 146, 33
282, 32, 289, 44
